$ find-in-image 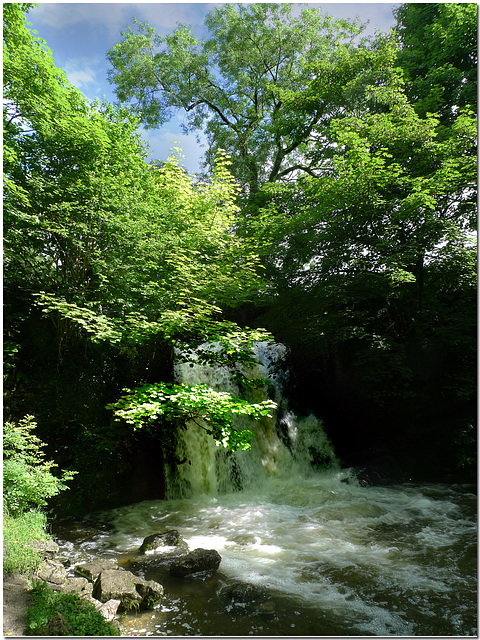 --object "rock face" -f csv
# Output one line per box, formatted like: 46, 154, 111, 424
170, 548, 221, 577
92, 569, 164, 611
139, 530, 188, 554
